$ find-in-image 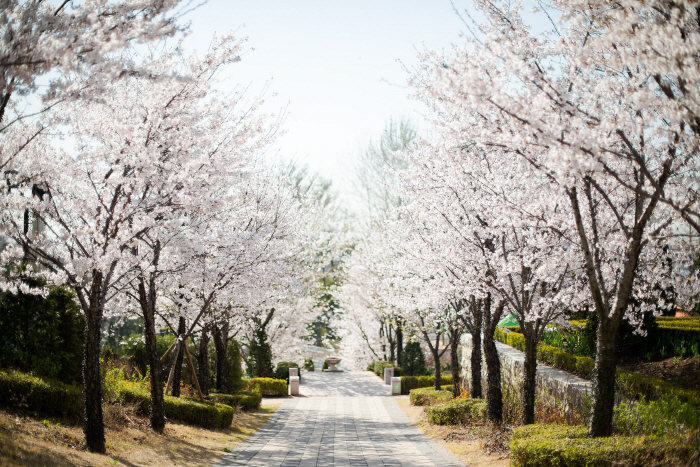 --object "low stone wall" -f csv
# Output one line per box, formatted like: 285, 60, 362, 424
460, 333, 592, 416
